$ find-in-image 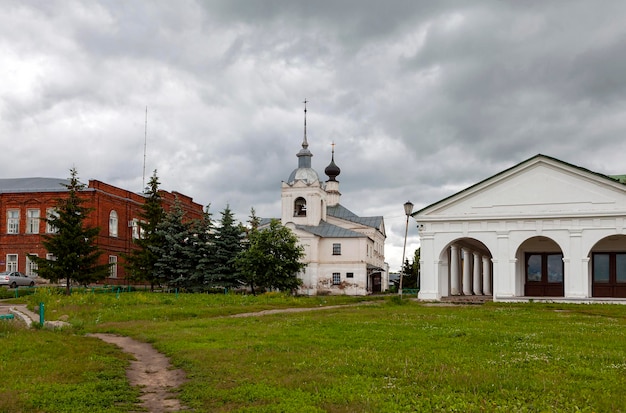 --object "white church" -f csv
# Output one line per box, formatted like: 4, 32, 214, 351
270, 105, 388, 296
414, 154, 626, 303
